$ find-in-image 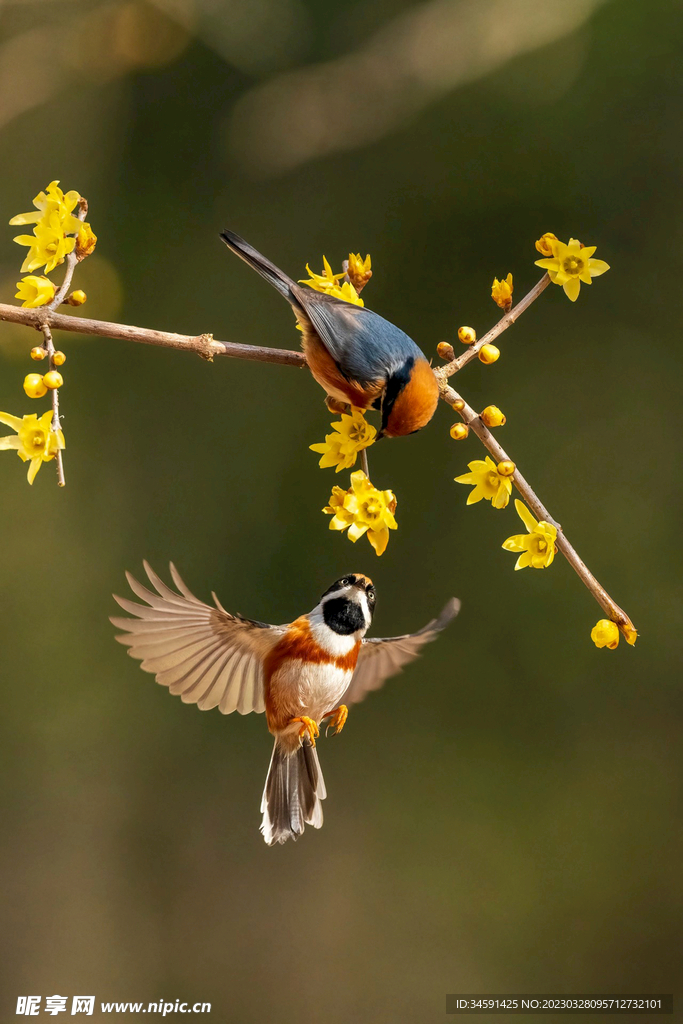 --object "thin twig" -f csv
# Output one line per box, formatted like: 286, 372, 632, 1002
359, 448, 369, 477
40, 323, 65, 486
49, 197, 88, 310
437, 273, 551, 377
33, 198, 89, 486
